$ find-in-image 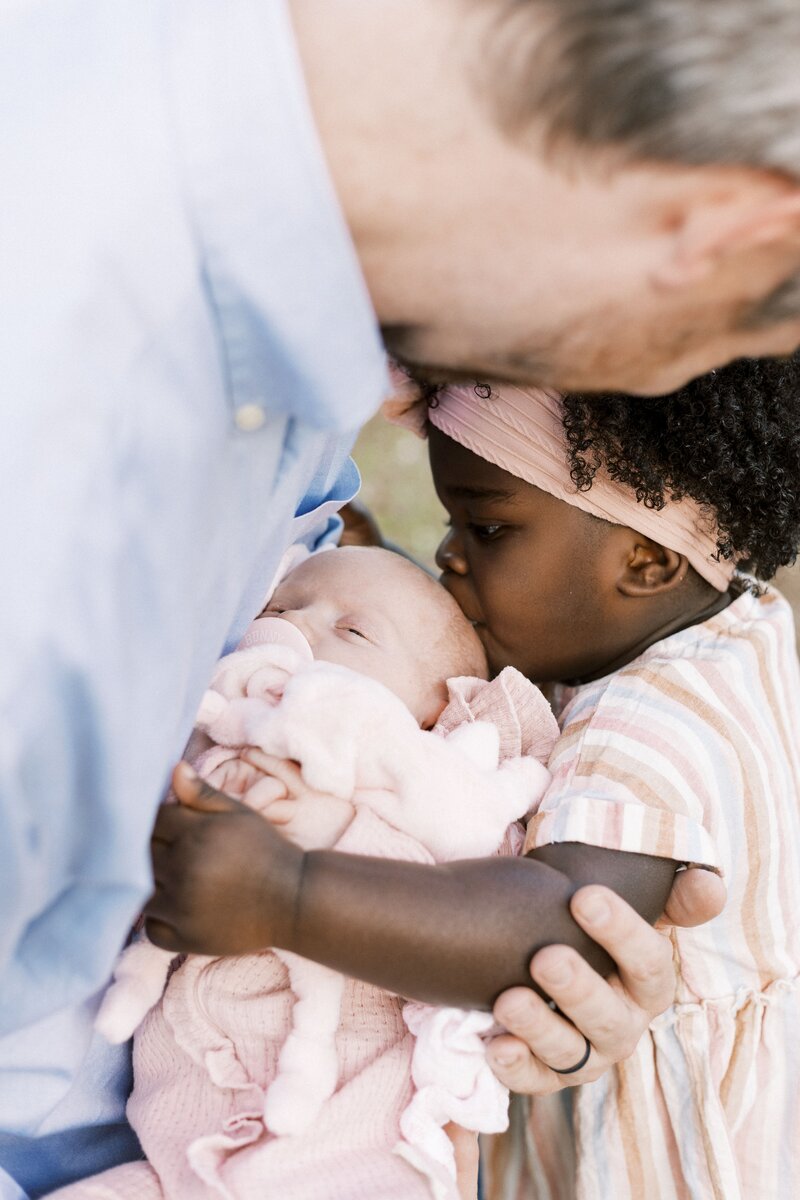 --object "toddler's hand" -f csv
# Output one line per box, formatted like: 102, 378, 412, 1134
144, 762, 303, 957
